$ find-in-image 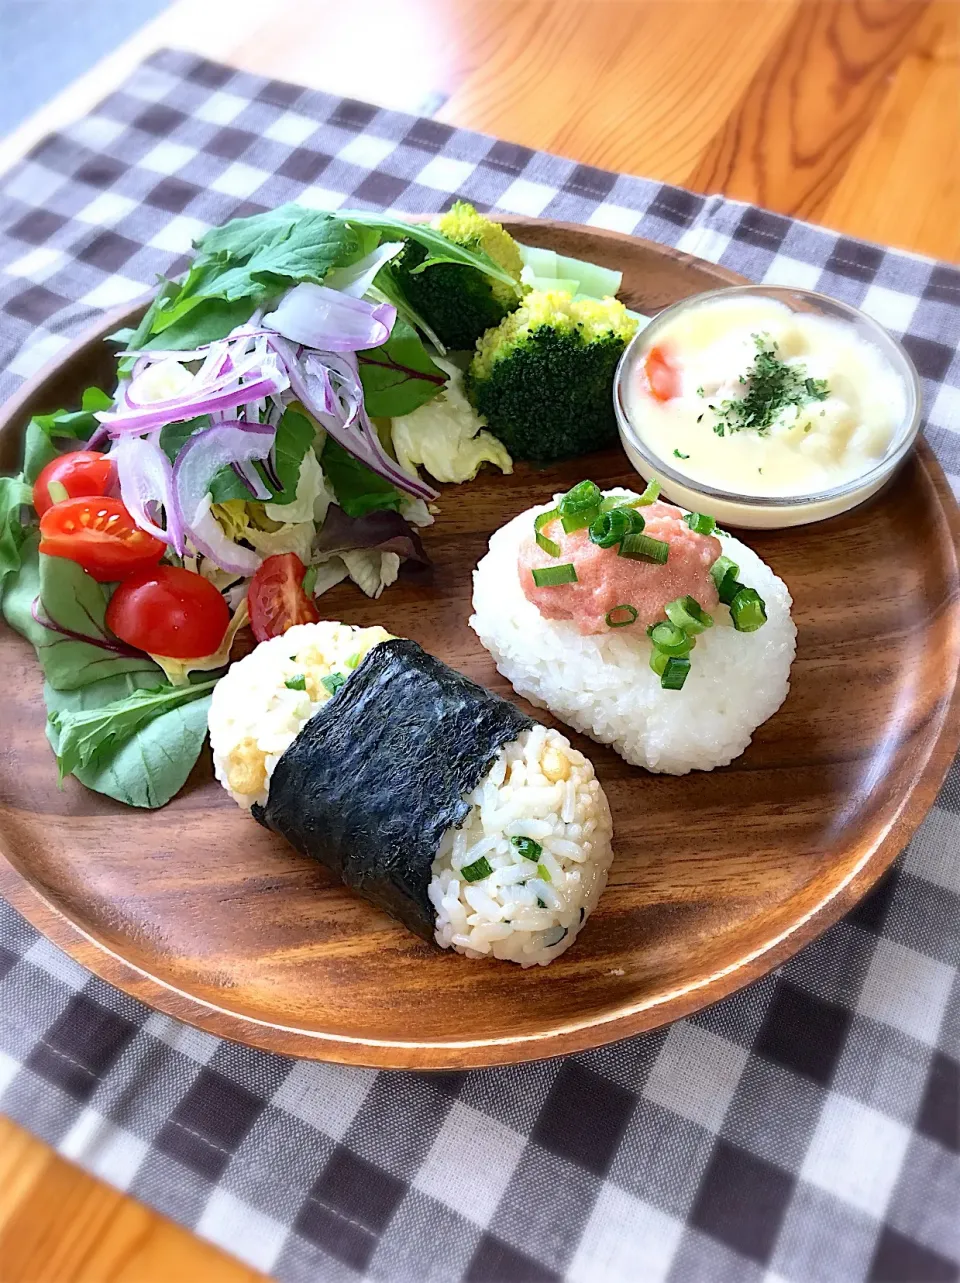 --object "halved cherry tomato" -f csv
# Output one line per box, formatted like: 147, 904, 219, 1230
106, 564, 231, 659
33, 450, 113, 517
643, 345, 681, 402
248, 553, 320, 643
39, 496, 165, 583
